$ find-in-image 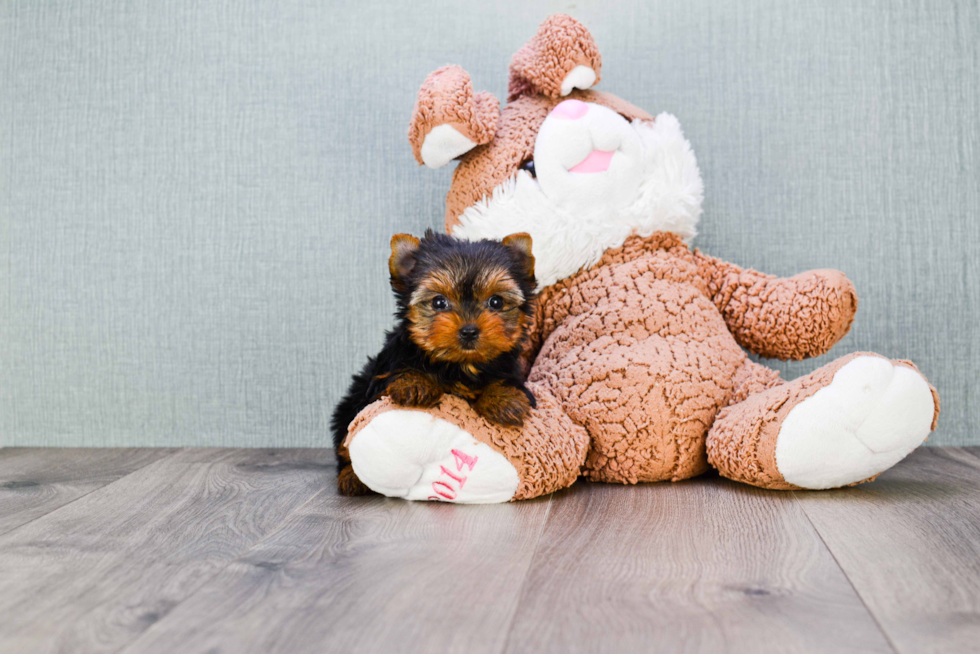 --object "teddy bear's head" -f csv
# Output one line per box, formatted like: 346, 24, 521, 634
409, 14, 704, 288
